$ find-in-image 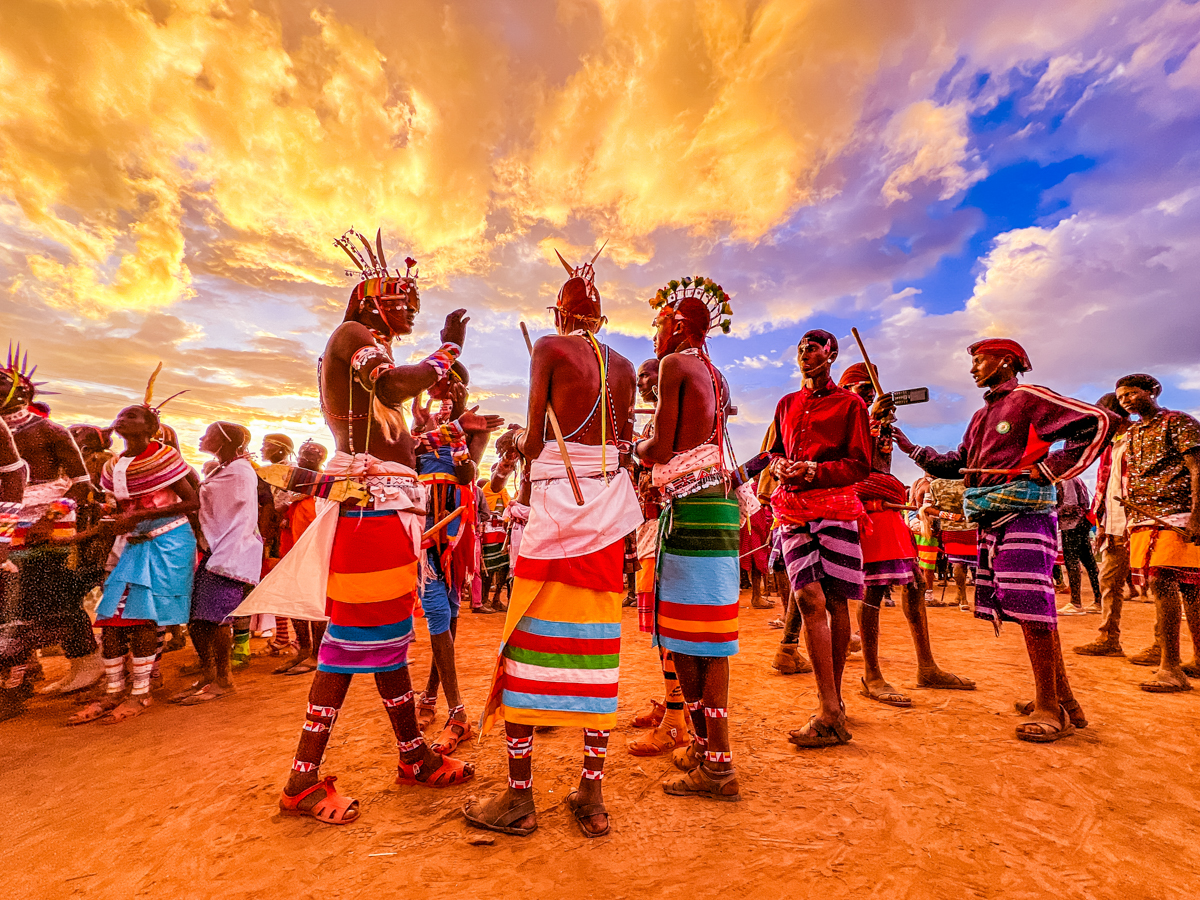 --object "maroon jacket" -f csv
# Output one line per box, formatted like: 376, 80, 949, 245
911, 379, 1116, 488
